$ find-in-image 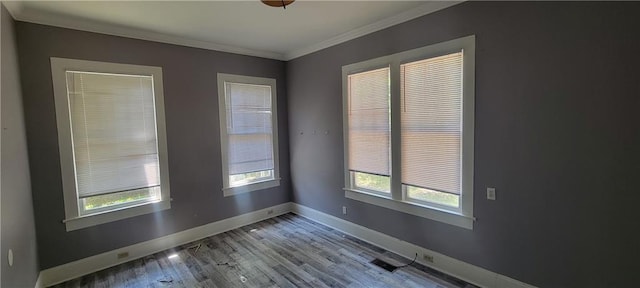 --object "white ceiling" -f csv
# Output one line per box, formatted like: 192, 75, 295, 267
4, 1, 459, 60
